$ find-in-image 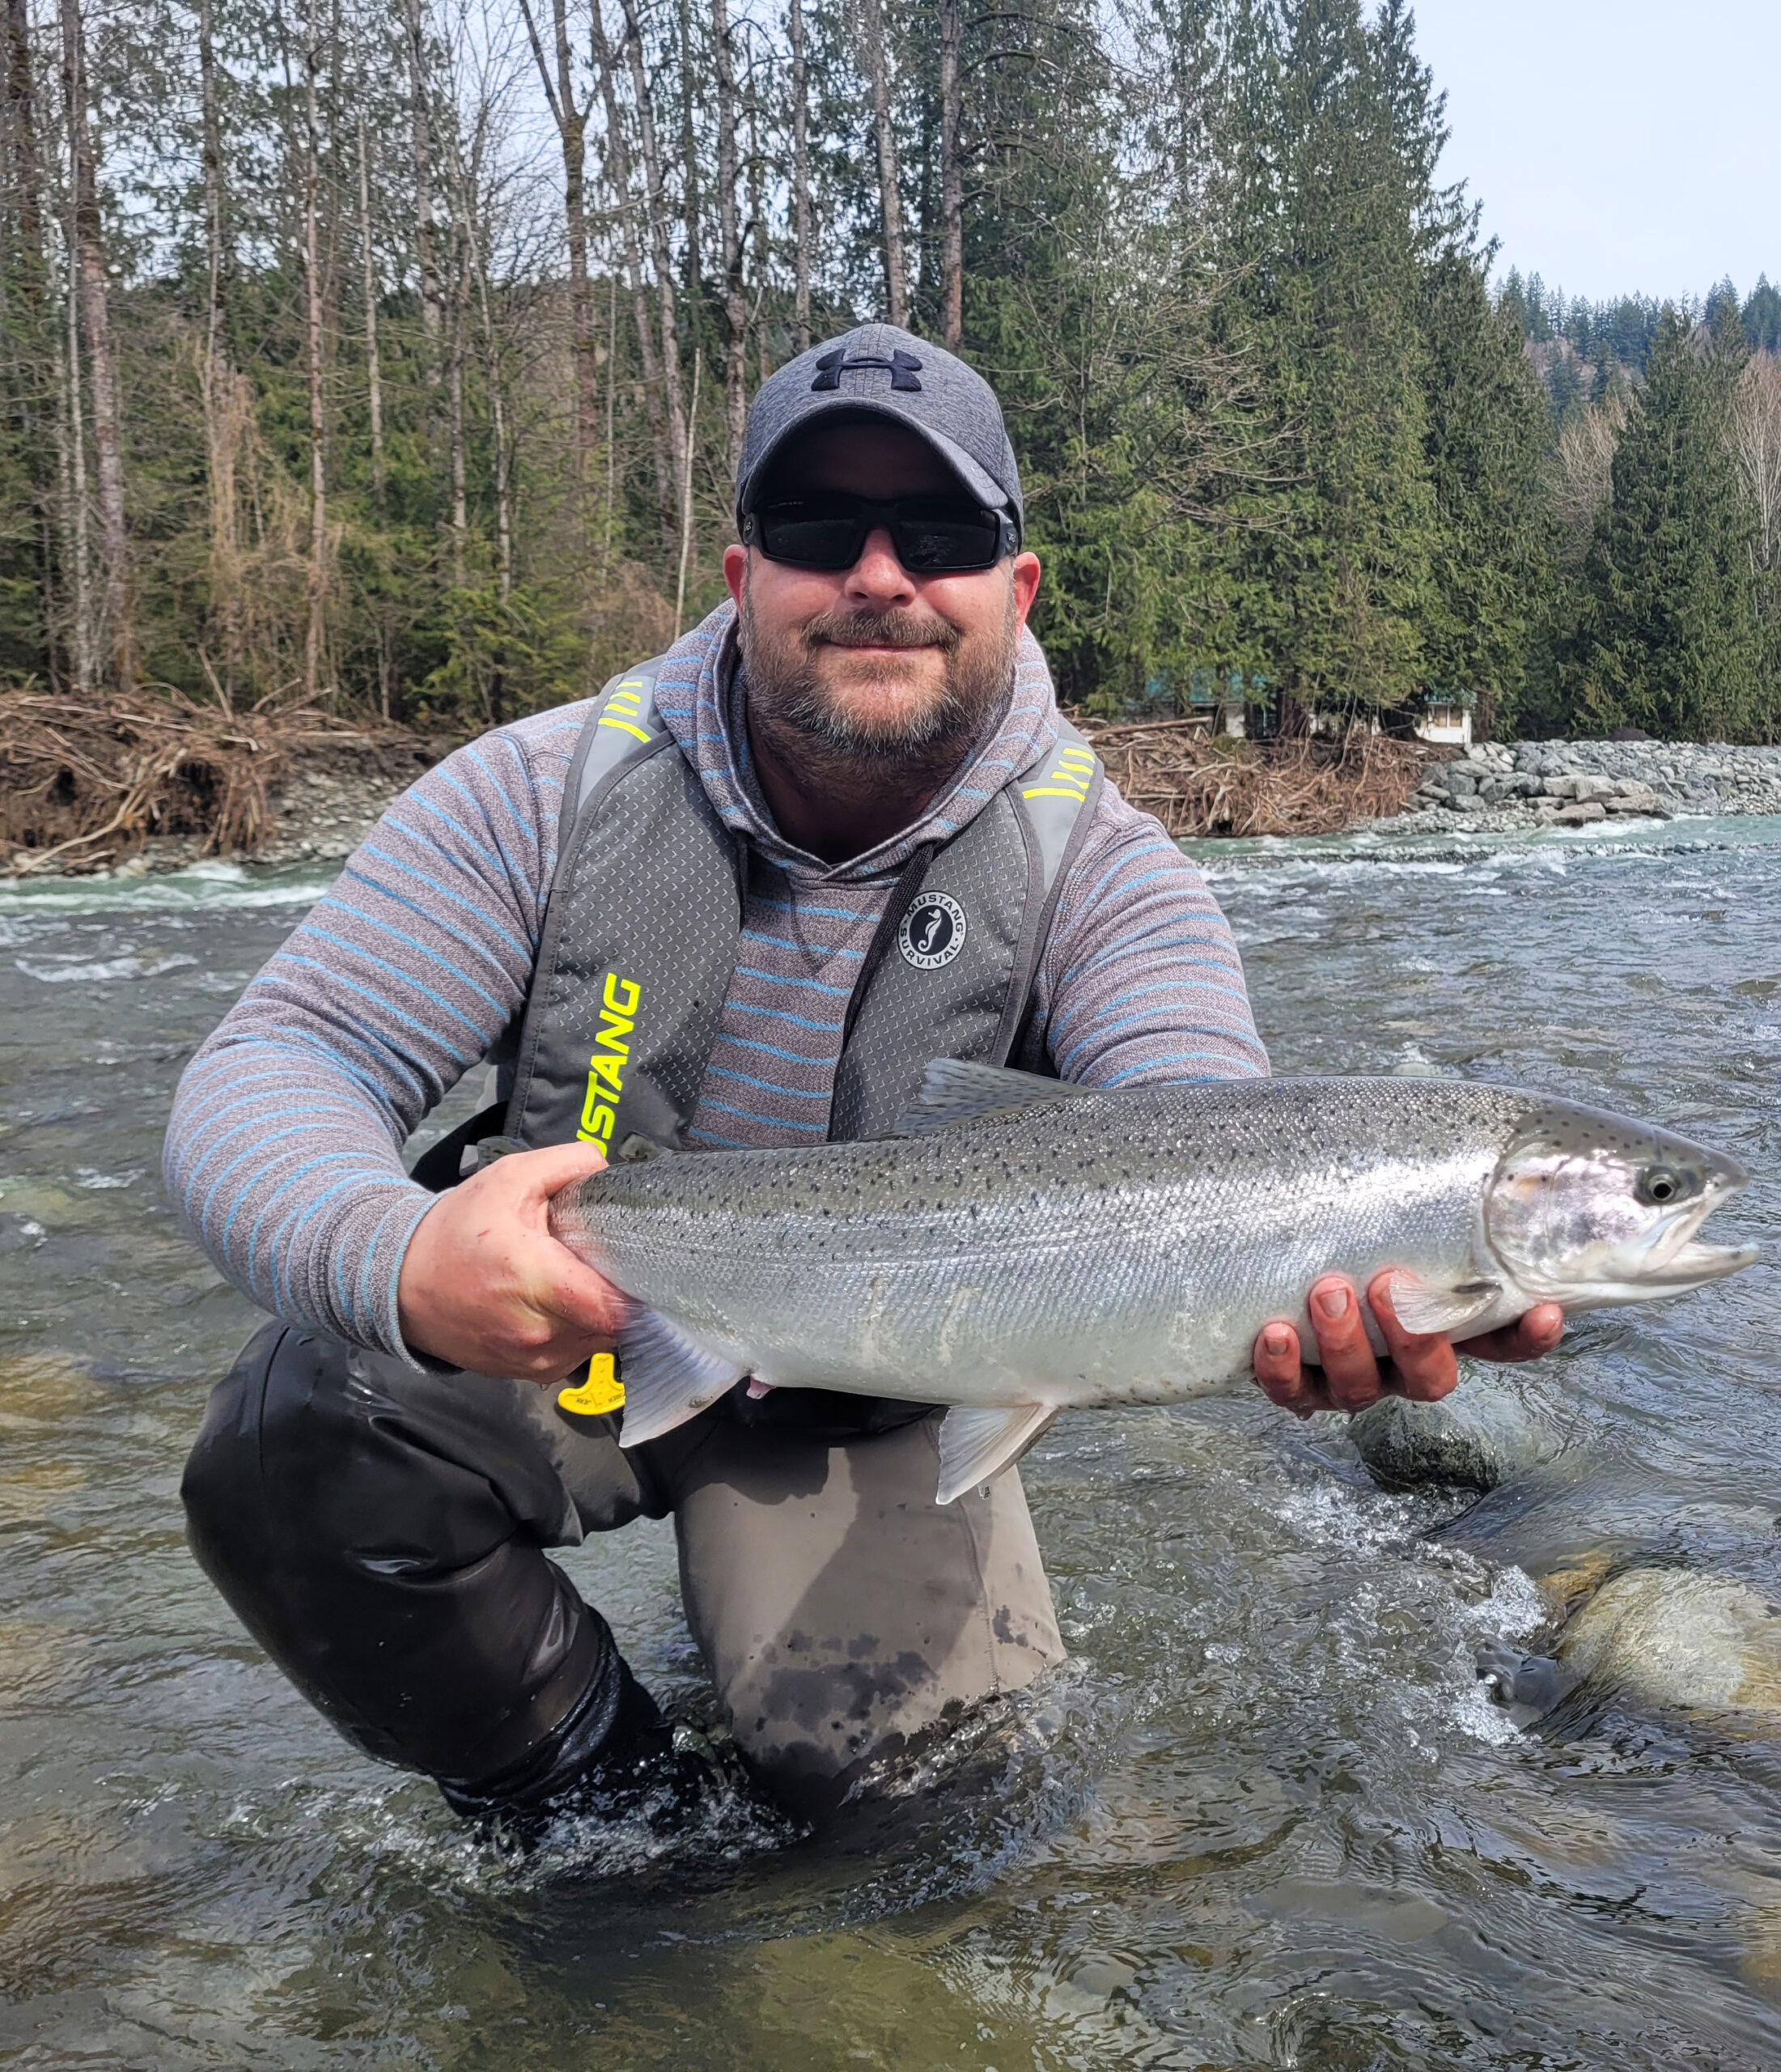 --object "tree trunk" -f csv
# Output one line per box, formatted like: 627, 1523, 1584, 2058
59, 0, 134, 689
57, 205, 95, 695
354, 87, 384, 510
401, 0, 442, 365
747, 47, 770, 384
588, 0, 674, 533
676, 0, 701, 311
301, 0, 328, 701
6, 0, 55, 673
197, 0, 246, 703
674, 347, 700, 639
711, 0, 745, 482
5, 0, 41, 268
787, 0, 811, 351
857, 0, 905, 328
456, 133, 512, 720
603, 268, 618, 557
515, 0, 597, 499
939, 0, 963, 350
619, 0, 689, 545
447, 223, 468, 588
